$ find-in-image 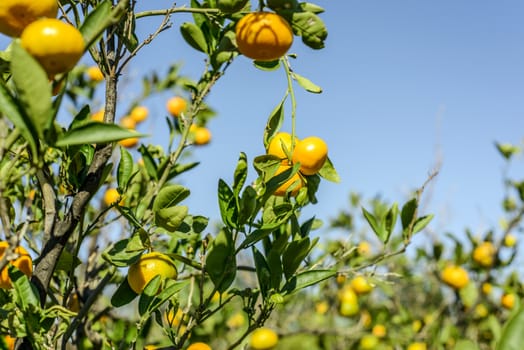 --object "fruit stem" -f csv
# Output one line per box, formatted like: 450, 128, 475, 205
283, 57, 297, 152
